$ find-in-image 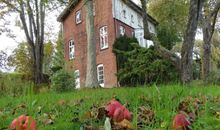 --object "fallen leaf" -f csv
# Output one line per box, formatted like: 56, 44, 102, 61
115, 119, 132, 129
44, 119, 54, 125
